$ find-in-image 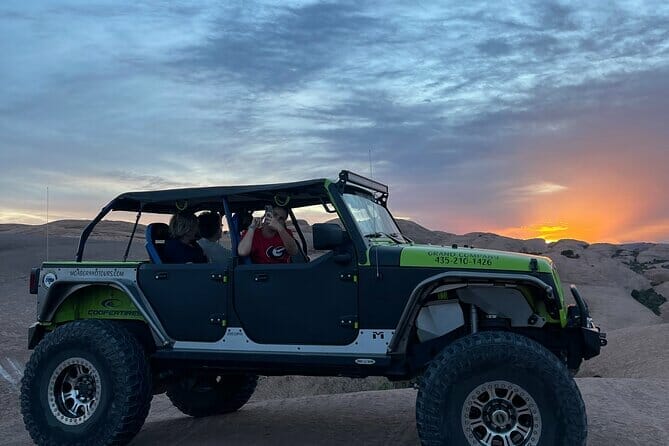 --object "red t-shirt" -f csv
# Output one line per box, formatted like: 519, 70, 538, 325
241, 228, 293, 264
